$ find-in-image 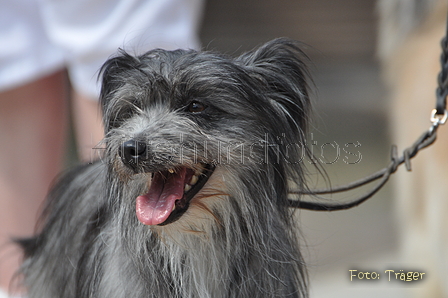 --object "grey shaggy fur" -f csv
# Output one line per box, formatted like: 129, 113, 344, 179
18, 38, 312, 298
